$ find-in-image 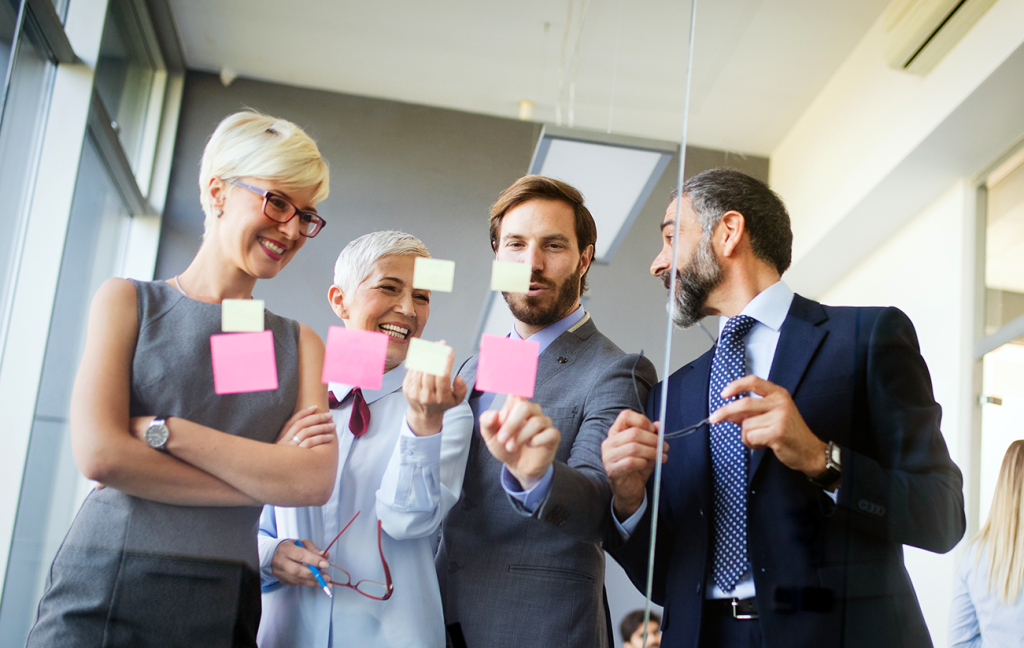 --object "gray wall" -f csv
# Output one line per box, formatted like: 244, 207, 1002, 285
155, 71, 769, 637
156, 72, 768, 375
